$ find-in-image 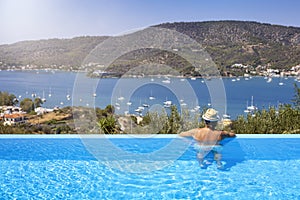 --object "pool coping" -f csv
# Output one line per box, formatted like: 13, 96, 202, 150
0, 134, 300, 138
